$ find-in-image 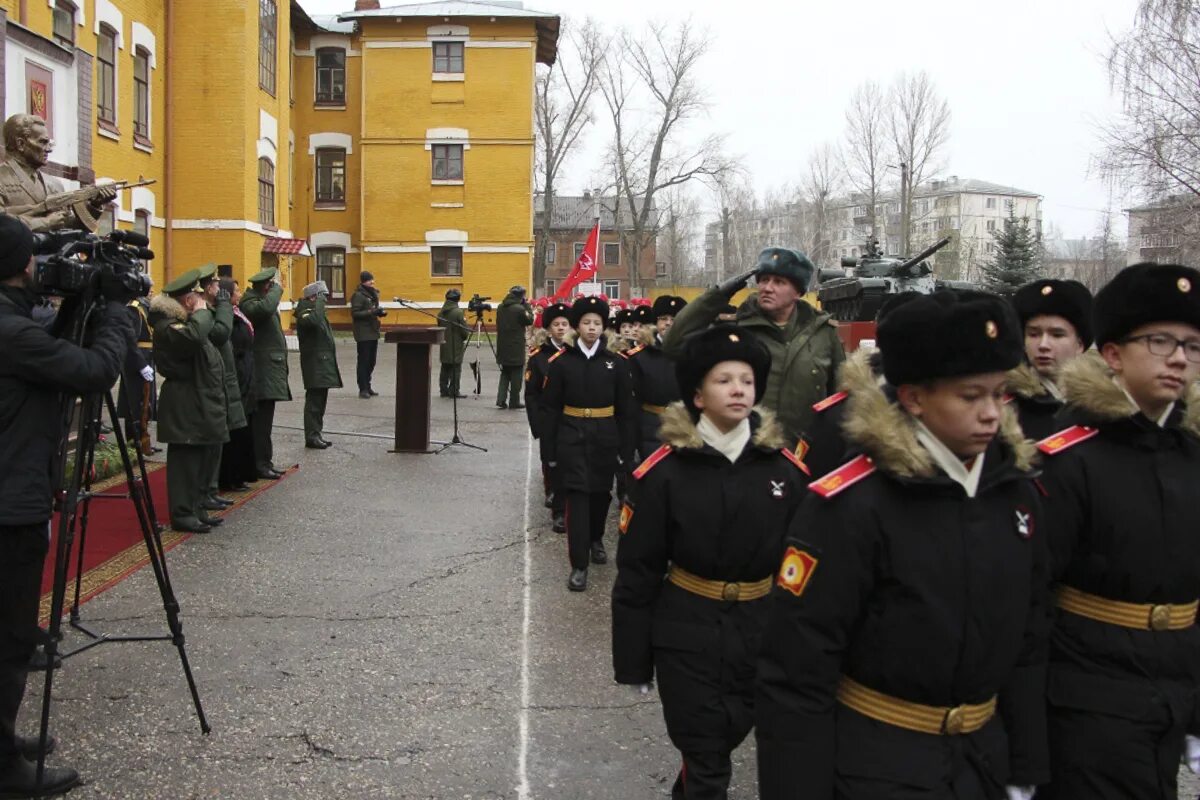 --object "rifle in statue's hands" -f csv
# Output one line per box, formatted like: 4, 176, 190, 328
5, 178, 157, 219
